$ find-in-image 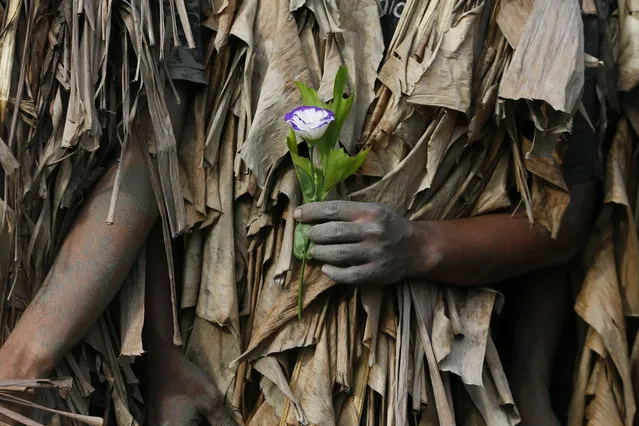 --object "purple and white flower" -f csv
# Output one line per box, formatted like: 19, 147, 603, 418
285, 106, 335, 141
